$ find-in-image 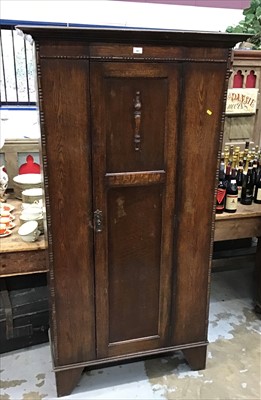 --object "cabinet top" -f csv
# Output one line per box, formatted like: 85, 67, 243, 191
17, 25, 249, 48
